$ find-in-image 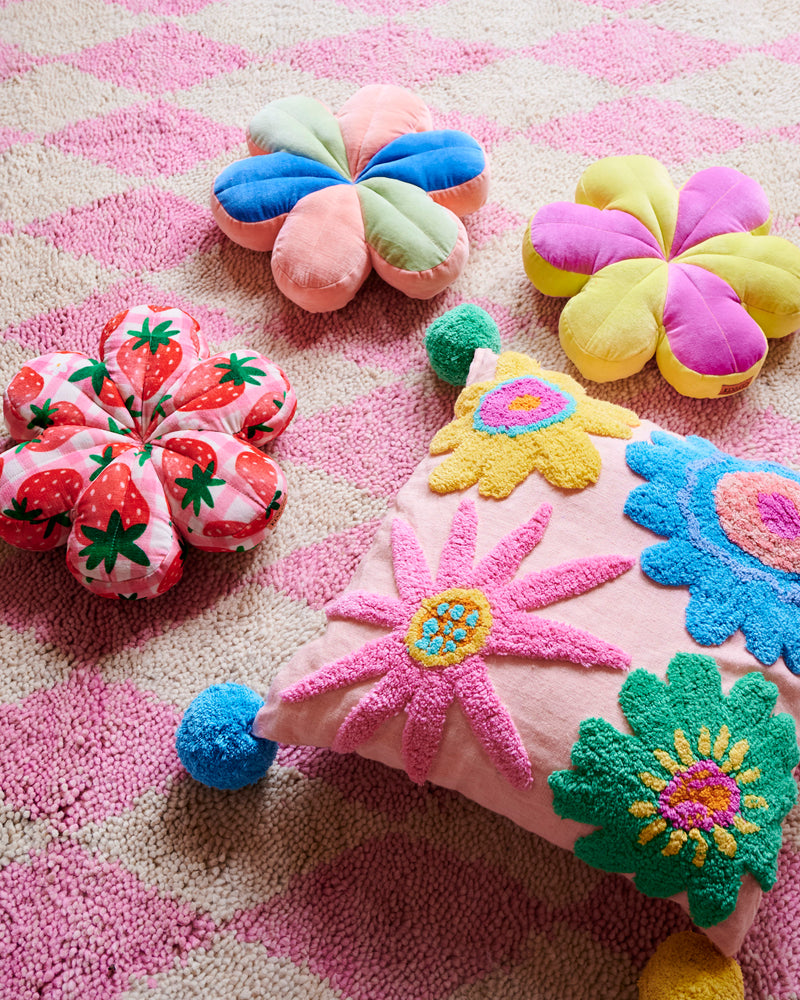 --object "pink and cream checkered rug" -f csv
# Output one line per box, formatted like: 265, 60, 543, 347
1, 0, 799, 996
